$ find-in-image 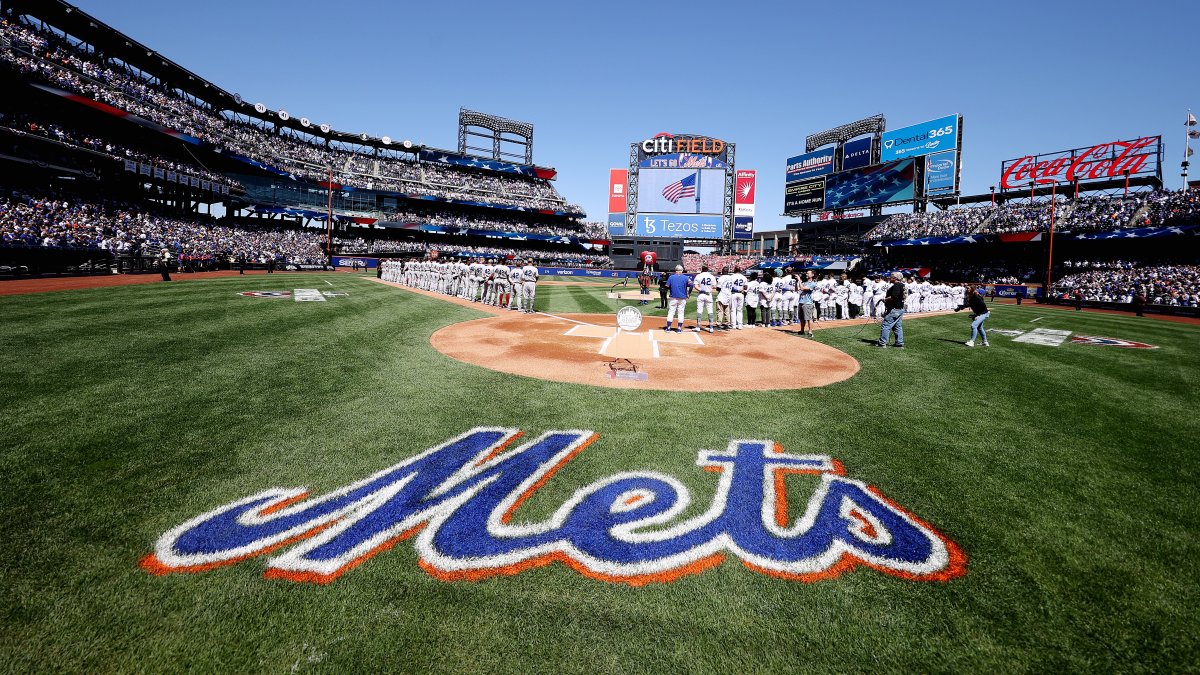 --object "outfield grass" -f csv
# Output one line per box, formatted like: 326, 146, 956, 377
1, 273, 1197, 673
